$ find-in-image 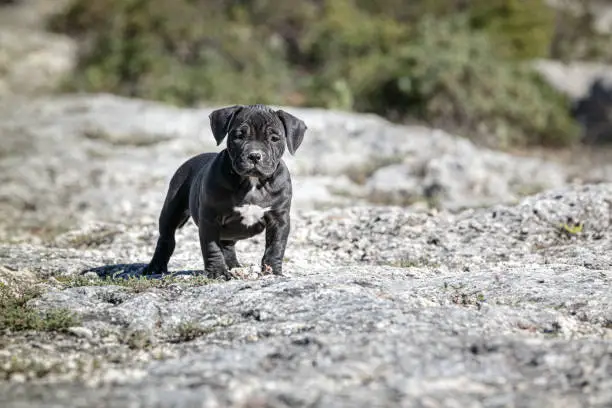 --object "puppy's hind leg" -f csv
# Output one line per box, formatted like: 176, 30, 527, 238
143, 170, 192, 275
